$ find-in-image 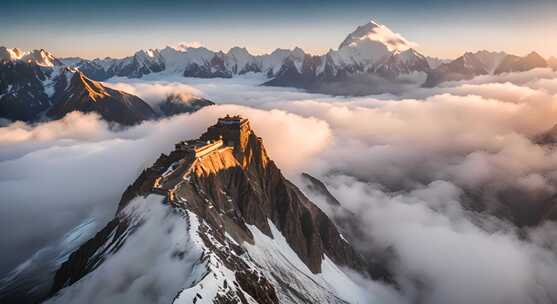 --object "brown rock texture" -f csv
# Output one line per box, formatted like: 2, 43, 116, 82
50, 116, 376, 302
47, 71, 157, 125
